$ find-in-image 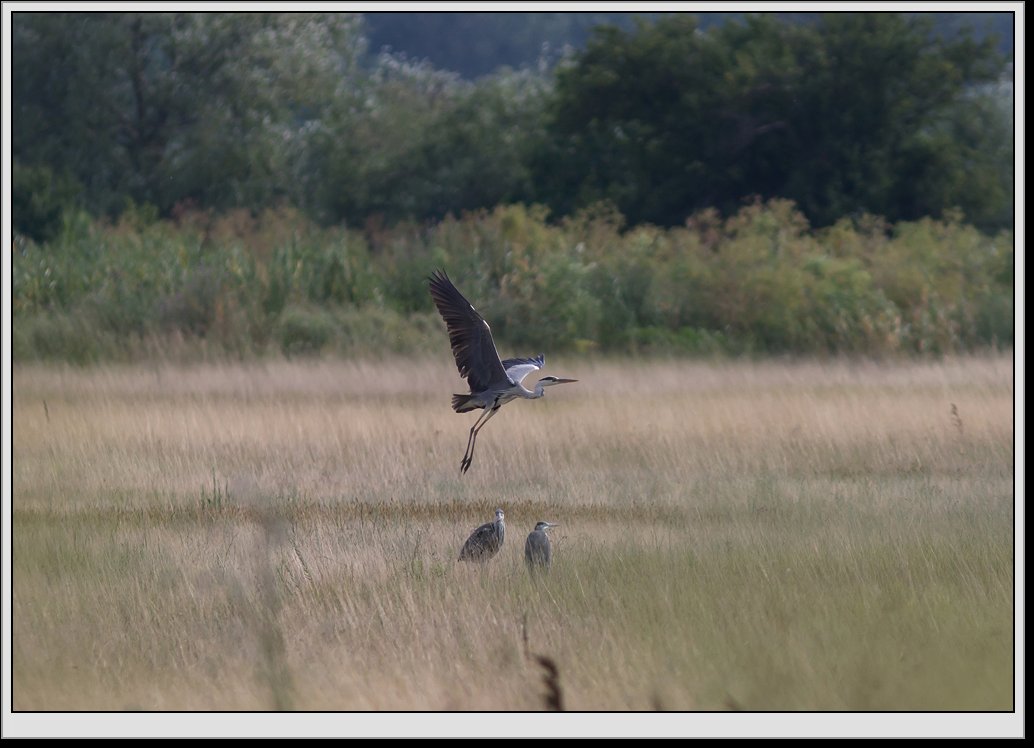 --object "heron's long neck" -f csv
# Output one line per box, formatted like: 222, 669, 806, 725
519, 382, 546, 399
